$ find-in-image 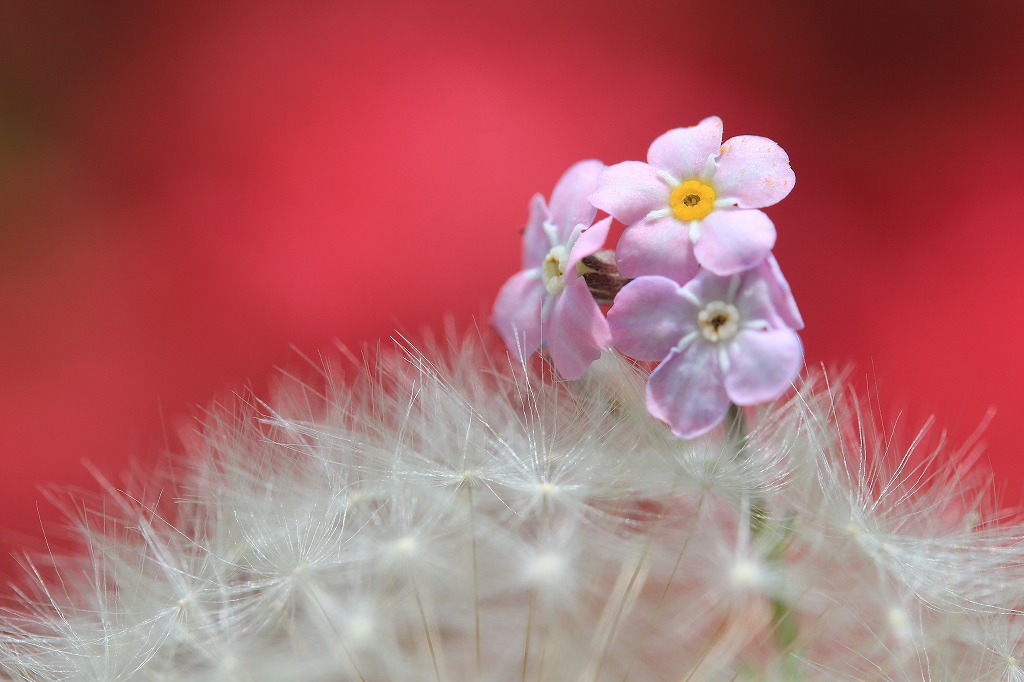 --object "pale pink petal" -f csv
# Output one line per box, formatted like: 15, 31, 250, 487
566, 217, 612, 273
713, 135, 795, 208
607, 276, 697, 361
735, 256, 804, 330
616, 216, 700, 282
681, 267, 729, 306
761, 255, 804, 329
522, 193, 551, 268
724, 329, 803, 405
589, 161, 669, 225
548, 159, 603, 241
547, 276, 611, 380
693, 208, 776, 275
647, 116, 723, 181
731, 275, 779, 331
647, 344, 731, 439
491, 270, 547, 360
